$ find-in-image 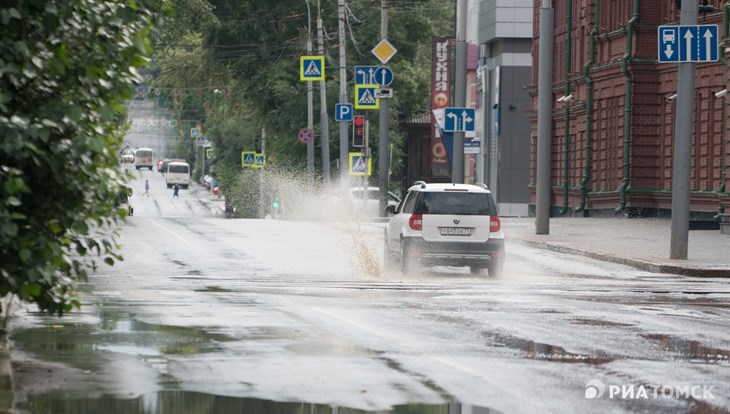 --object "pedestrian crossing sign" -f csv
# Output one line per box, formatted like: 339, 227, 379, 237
355, 84, 379, 110
253, 154, 266, 169
241, 151, 256, 167
300, 56, 325, 81
349, 152, 372, 176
